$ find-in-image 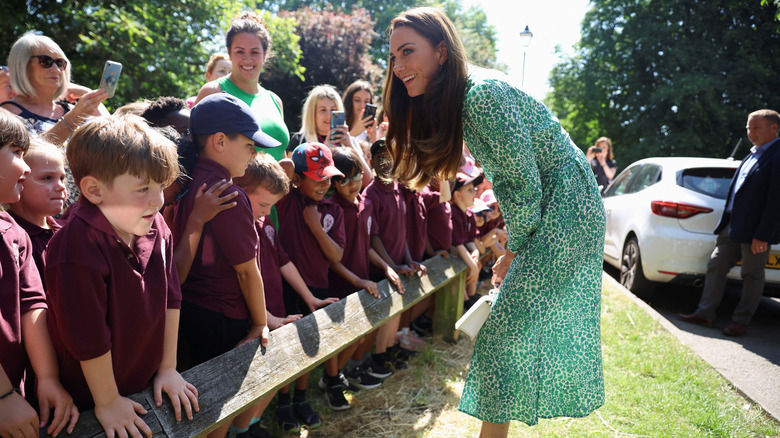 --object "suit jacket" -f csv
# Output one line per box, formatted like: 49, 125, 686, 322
715, 138, 780, 244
